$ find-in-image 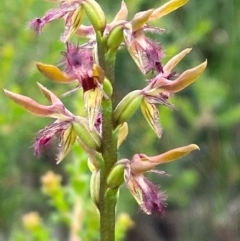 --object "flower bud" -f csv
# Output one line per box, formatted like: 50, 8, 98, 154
106, 25, 124, 51
90, 170, 100, 206
105, 187, 119, 203
73, 118, 101, 152
103, 78, 113, 97
82, 0, 106, 32
107, 160, 127, 189
113, 90, 143, 127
